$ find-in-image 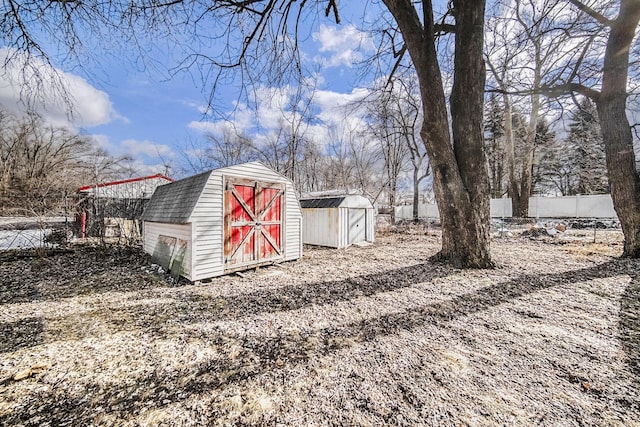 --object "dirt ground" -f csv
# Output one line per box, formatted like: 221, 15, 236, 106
1, 228, 639, 426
